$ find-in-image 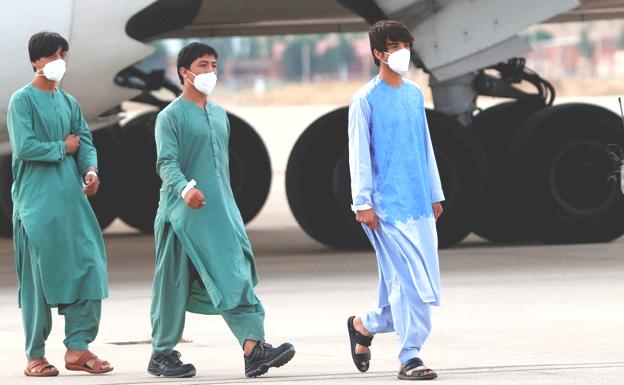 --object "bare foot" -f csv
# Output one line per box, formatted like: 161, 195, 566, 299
24, 357, 59, 376
353, 316, 373, 356
65, 350, 112, 371
243, 339, 257, 356
405, 365, 435, 377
